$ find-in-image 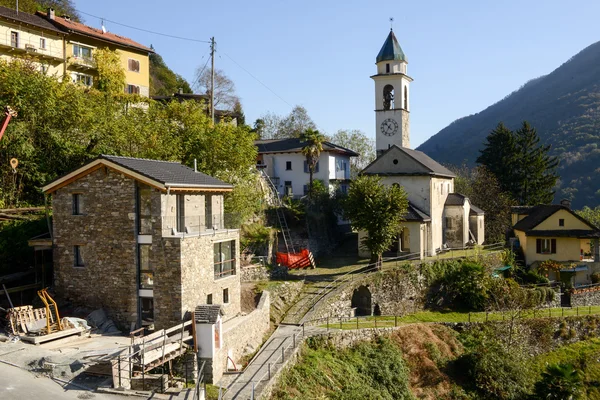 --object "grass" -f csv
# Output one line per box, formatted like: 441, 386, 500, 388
317, 306, 600, 329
